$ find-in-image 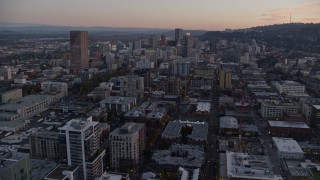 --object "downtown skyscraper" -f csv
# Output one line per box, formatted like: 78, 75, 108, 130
70, 31, 89, 72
